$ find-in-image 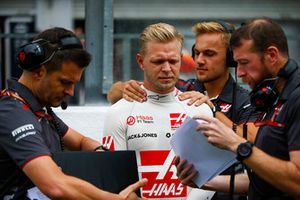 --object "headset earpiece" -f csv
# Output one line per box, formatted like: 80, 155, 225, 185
216, 20, 237, 68
17, 36, 83, 71
250, 59, 298, 111
58, 36, 83, 50
250, 78, 279, 111
191, 44, 196, 60
17, 39, 49, 71
191, 21, 237, 68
